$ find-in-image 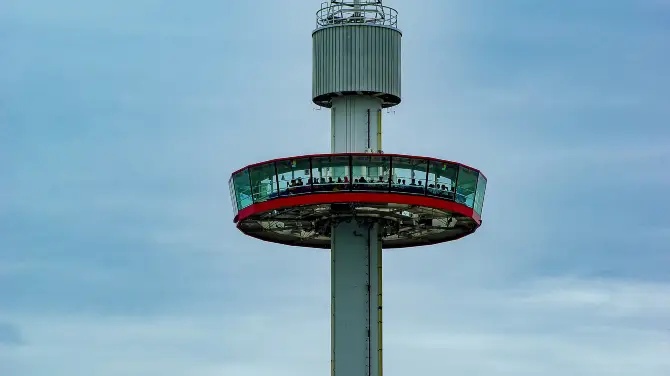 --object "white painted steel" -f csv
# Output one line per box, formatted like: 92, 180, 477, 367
331, 220, 381, 376
324, 2, 390, 376
331, 96, 383, 153
331, 93, 383, 376
312, 25, 402, 108
369, 233, 382, 376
